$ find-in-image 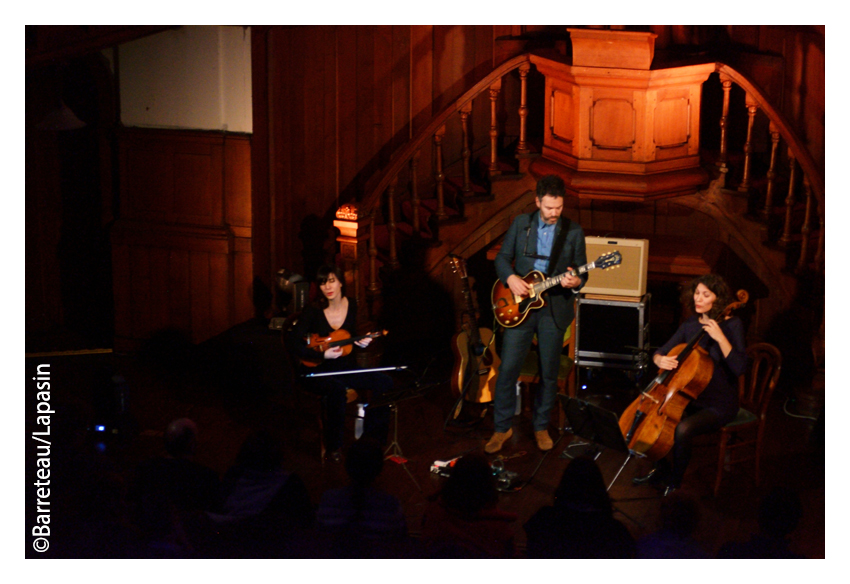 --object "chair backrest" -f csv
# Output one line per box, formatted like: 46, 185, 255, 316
739, 342, 782, 419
